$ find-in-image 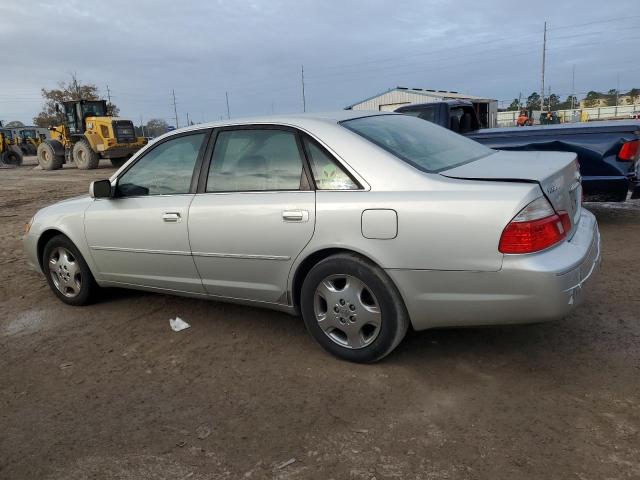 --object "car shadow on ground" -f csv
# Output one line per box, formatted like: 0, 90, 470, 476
95, 285, 580, 364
